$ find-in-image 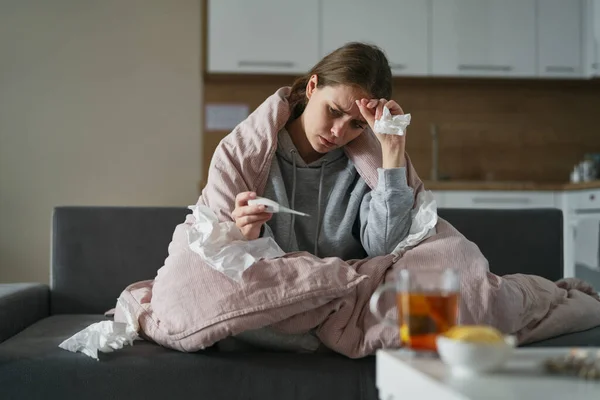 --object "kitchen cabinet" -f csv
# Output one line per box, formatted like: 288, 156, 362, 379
585, 0, 600, 77
436, 191, 557, 209
206, 0, 598, 80
431, 0, 536, 78
207, 0, 319, 74
595, 0, 600, 76
537, 0, 585, 78
321, 0, 430, 76
560, 189, 600, 278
